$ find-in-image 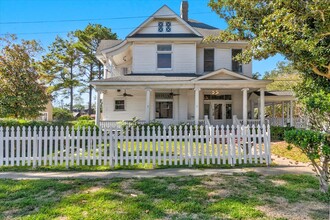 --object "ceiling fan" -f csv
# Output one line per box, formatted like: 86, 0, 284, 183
169, 90, 180, 97
118, 90, 133, 97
